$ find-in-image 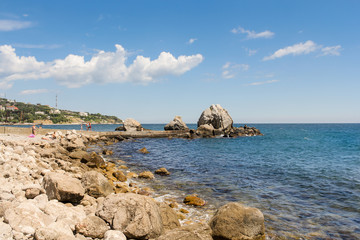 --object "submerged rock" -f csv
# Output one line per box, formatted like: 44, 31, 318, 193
155, 167, 171, 176
138, 147, 150, 154
164, 116, 189, 131
139, 171, 155, 179
183, 194, 206, 206
209, 202, 265, 240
